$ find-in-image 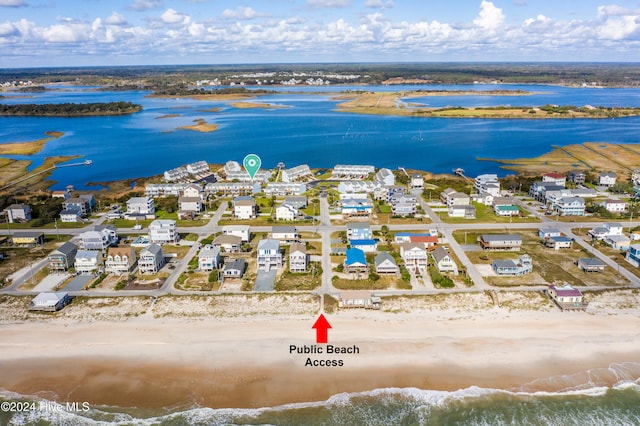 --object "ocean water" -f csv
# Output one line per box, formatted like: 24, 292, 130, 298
2, 84, 640, 189
2, 383, 640, 425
